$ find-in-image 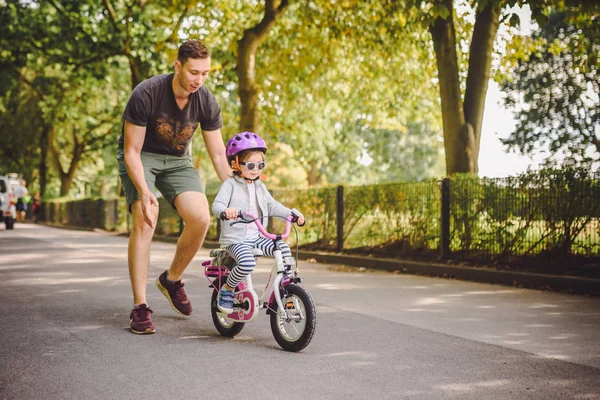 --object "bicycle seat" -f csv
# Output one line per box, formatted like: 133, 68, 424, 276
252, 249, 264, 257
